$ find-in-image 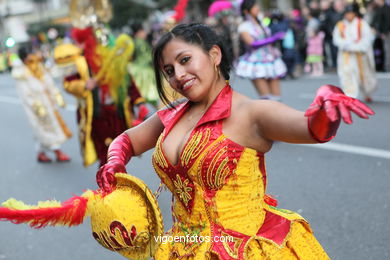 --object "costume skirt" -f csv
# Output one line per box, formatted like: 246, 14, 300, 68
154, 206, 330, 260
235, 49, 287, 80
